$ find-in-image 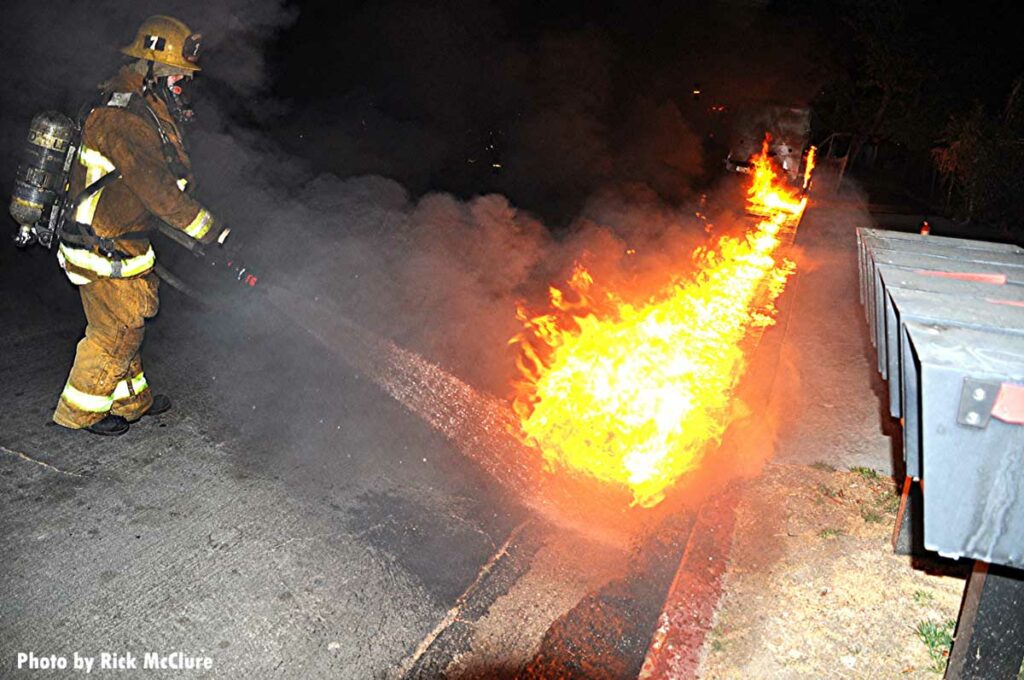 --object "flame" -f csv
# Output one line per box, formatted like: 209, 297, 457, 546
509, 135, 807, 508
803, 145, 816, 190
745, 136, 807, 224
